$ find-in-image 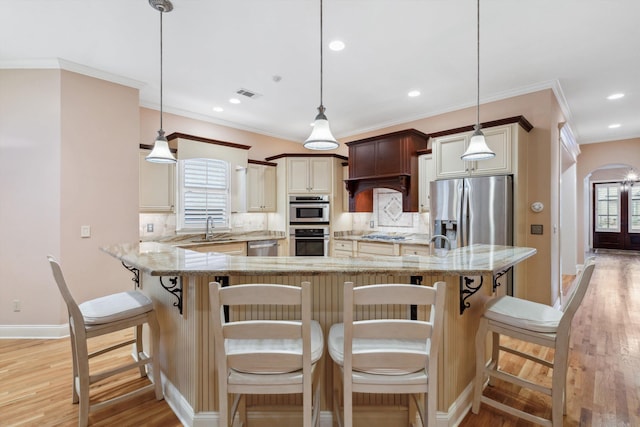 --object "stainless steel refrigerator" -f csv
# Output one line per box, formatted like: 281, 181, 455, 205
430, 175, 514, 293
